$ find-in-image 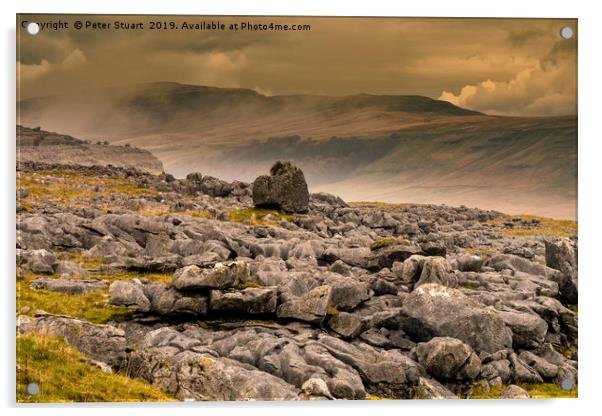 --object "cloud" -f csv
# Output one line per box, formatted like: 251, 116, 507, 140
19, 48, 87, 82
438, 41, 576, 116
16, 15, 577, 117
